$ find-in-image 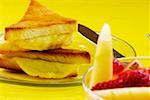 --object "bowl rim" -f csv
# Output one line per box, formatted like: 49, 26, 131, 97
82, 56, 150, 99
112, 35, 137, 57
